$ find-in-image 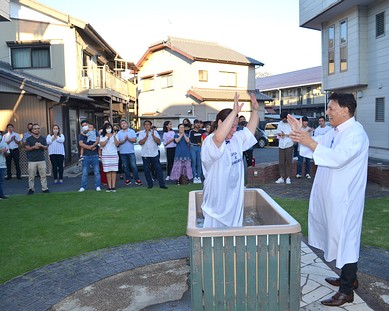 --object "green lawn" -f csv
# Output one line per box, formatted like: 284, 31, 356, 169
0, 186, 388, 284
